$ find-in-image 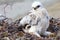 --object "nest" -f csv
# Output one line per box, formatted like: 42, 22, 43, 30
0, 17, 60, 40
